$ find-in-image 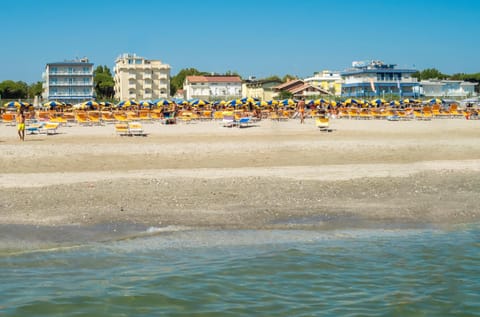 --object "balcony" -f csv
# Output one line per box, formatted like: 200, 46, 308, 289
48, 71, 93, 76
143, 83, 152, 89
128, 83, 136, 89
49, 82, 93, 86
143, 73, 152, 79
